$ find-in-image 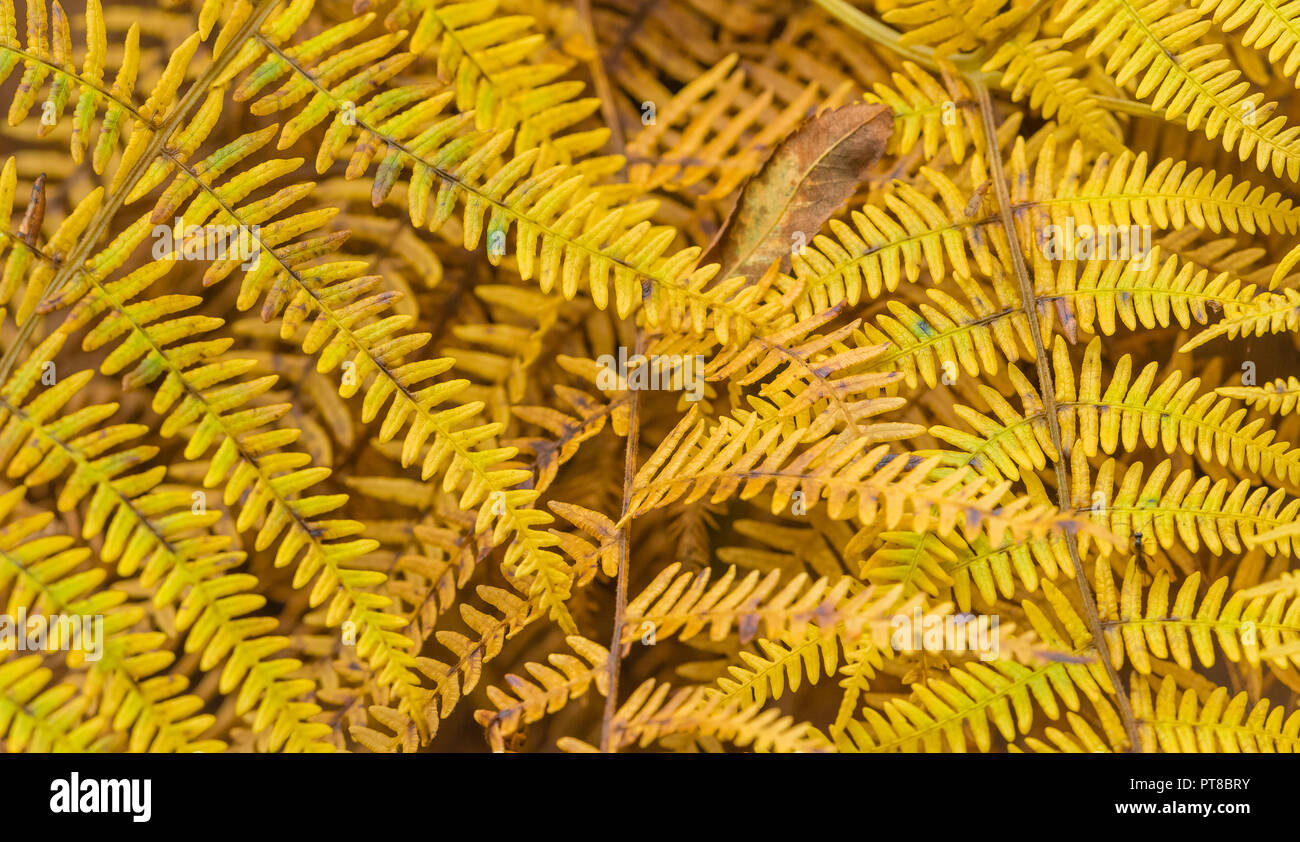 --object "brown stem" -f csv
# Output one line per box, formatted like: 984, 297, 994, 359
972, 80, 1140, 751
600, 330, 645, 751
